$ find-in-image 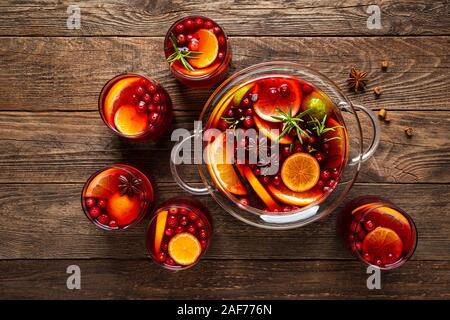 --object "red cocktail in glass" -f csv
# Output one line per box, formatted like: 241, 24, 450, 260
164, 16, 231, 87
99, 74, 173, 141
82, 164, 154, 230
337, 196, 417, 269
